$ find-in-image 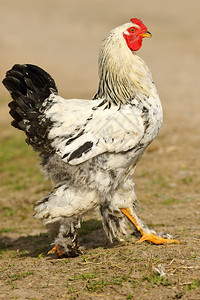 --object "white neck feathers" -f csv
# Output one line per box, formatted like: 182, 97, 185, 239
95, 23, 158, 105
